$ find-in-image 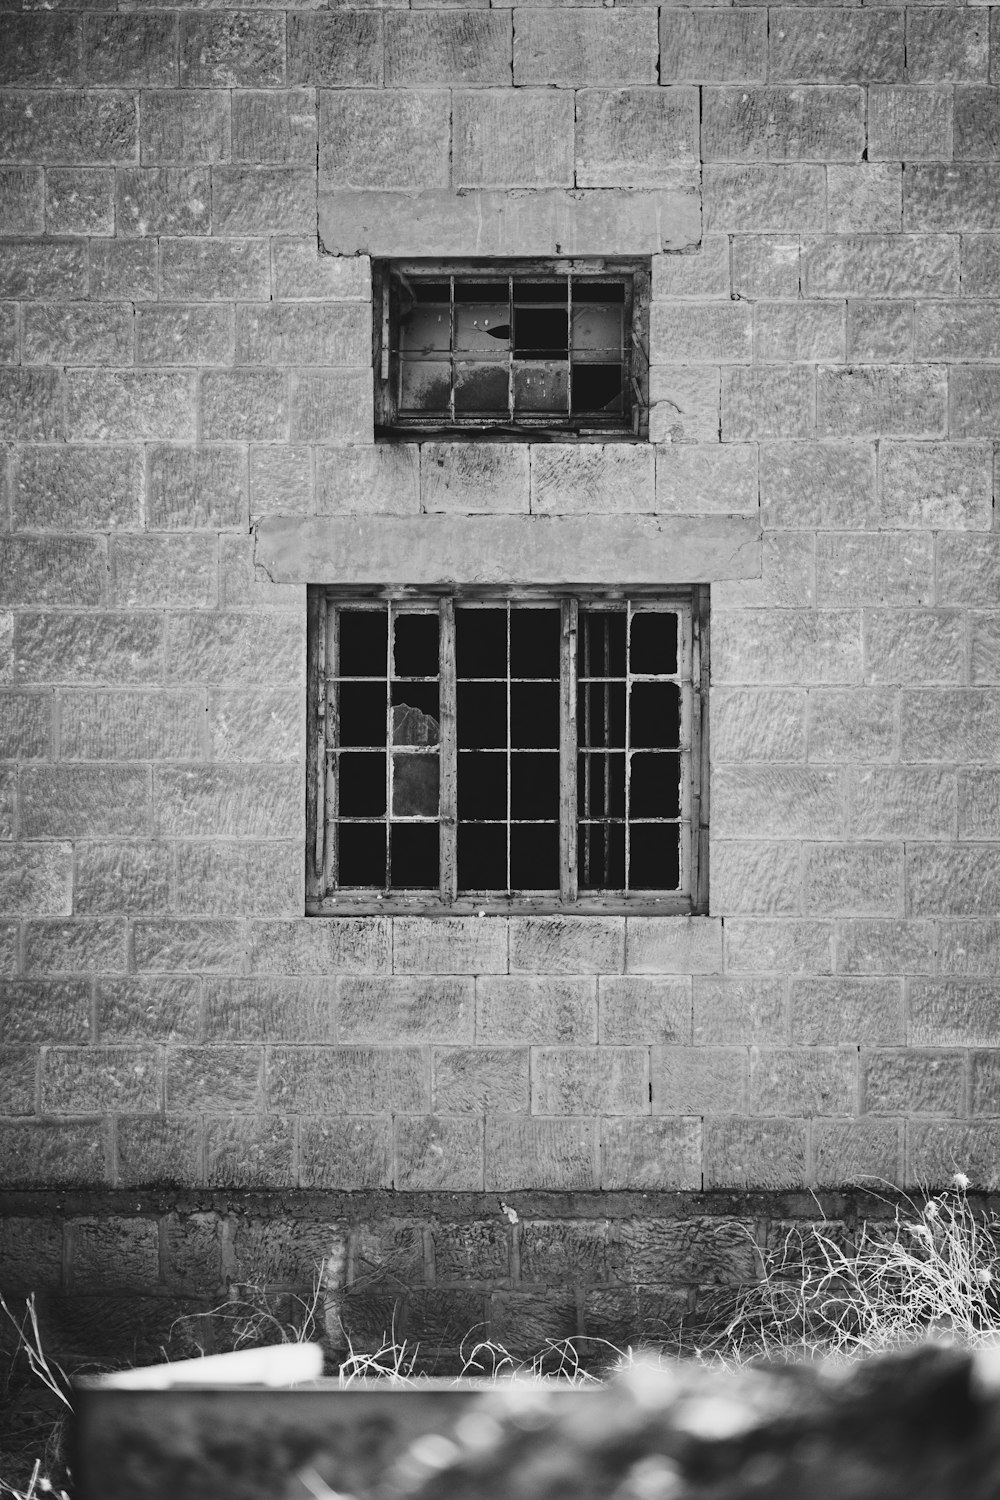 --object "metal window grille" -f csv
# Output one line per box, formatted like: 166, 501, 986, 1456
307, 588, 708, 916
374, 261, 651, 437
